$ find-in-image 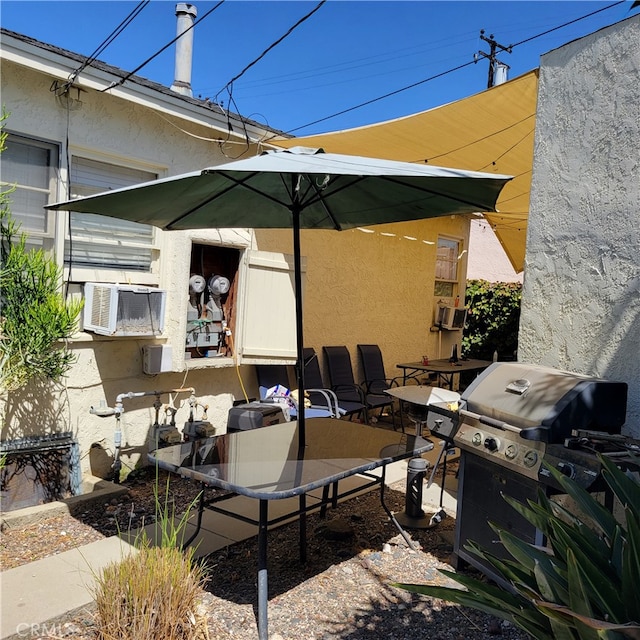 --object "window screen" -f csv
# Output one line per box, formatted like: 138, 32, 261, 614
434, 236, 460, 297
